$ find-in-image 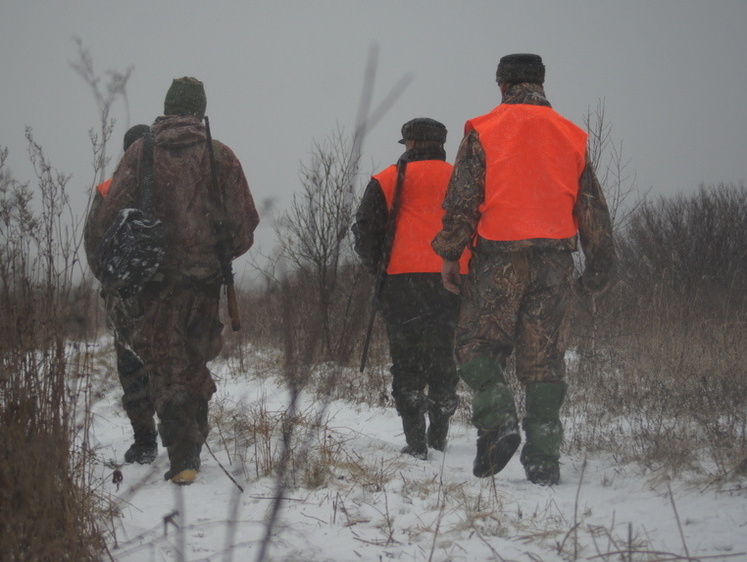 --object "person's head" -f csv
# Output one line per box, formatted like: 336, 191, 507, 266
163, 76, 207, 120
398, 117, 447, 150
496, 53, 545, 93
123, 124, 150, 151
